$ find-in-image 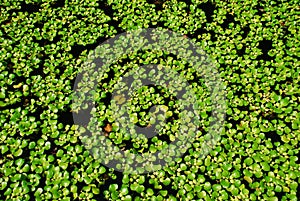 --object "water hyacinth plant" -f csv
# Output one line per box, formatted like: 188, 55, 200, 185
1, 0, 299, 200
